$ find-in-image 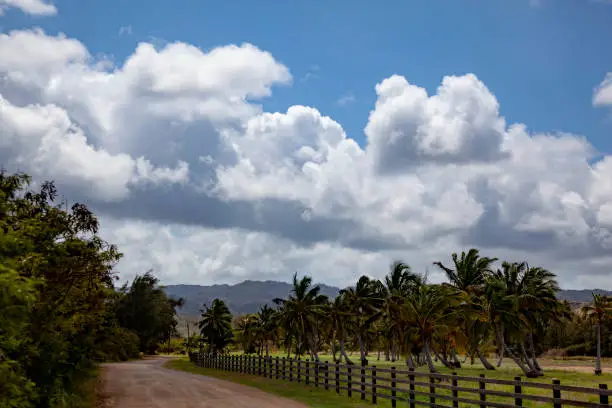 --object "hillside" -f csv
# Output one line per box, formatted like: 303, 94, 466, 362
165, 280, 611, 317
557, 289, 612, 303
164, 280, 341, 316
